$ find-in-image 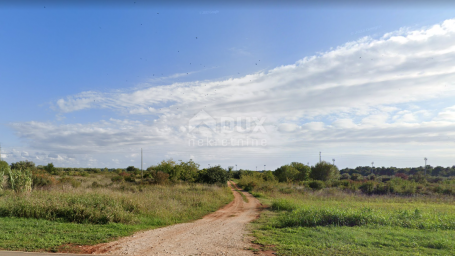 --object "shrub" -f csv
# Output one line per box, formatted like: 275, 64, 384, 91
359, 181, 376, 195
308, 180, 325, 190
152, 171, 169, 185
395, 173, 409, 180
111, 176, 124, 183
125, 176, 136, 183
290, 162, 311, 181
59, 177, 81, 188
350, 173, 363, 181
340, 173, 350, 180
198, 166, 228, 184
243, 181, 257, 192
10, 161, 36, 171
32, 172, 56, 188
310, 161, 339, 181
375, 182, 392, 195
274, 164, 299, 182
44, 163, 58, 175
